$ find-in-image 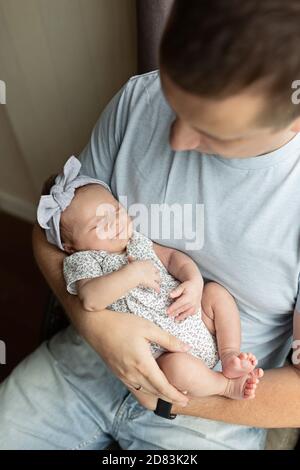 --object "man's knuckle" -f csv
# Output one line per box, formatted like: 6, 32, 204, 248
134, 360, 145, 372
142, 371, 151, 382
160, 386, 175, 398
